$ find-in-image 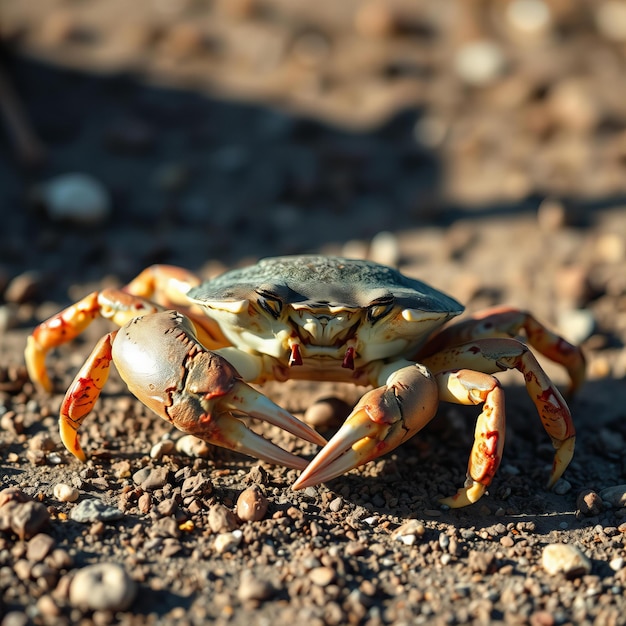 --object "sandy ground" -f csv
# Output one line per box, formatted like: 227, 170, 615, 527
1, 1, 626, 625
